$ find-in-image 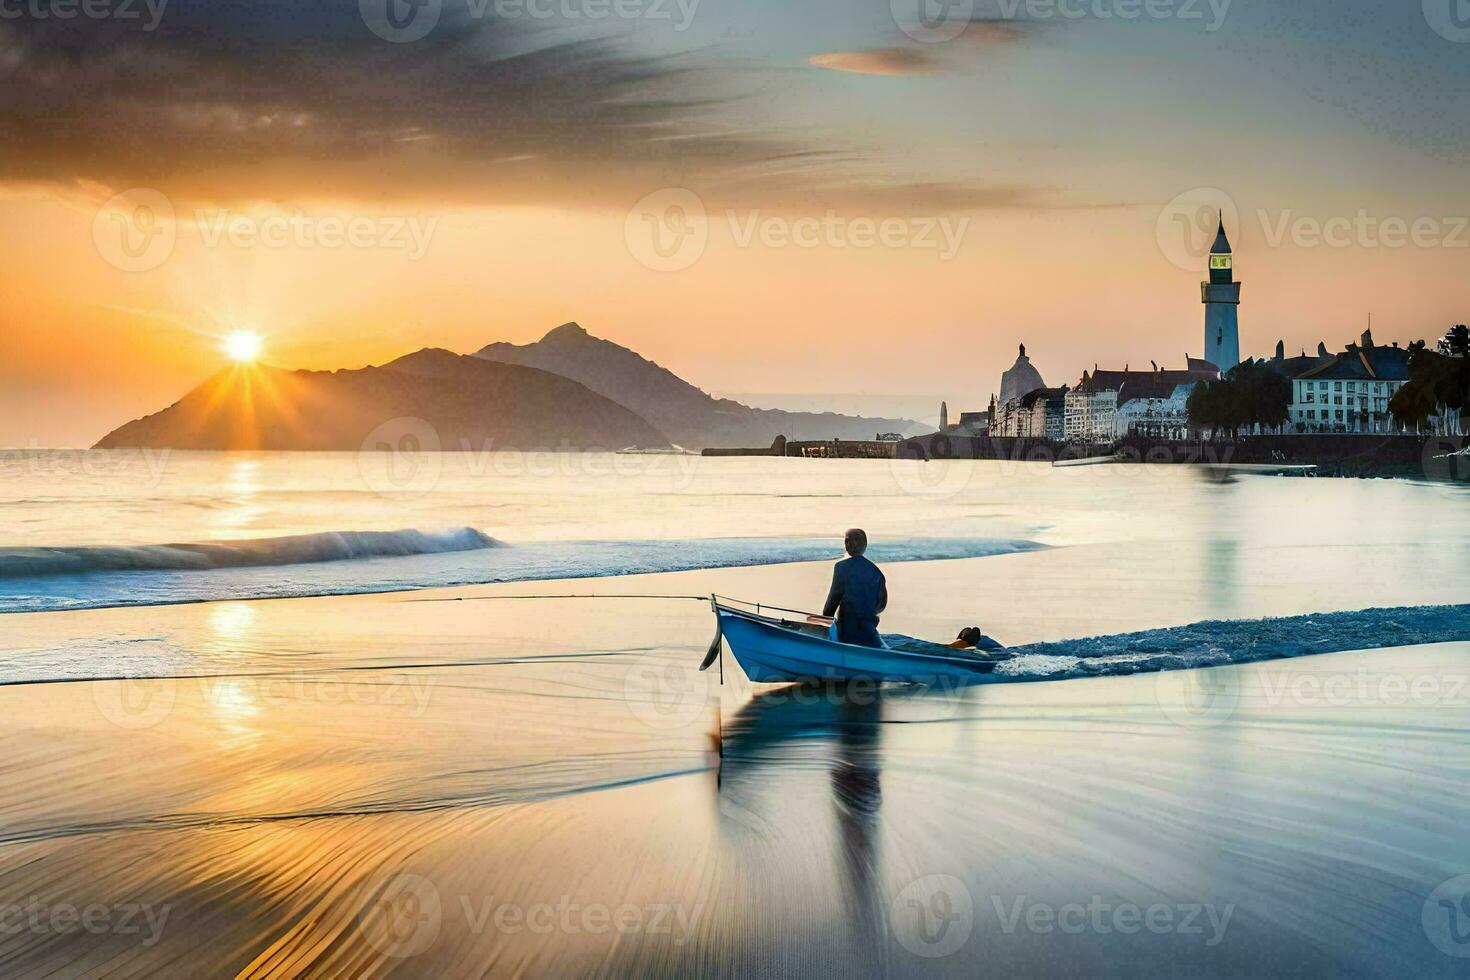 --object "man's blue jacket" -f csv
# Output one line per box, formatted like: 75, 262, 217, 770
822, 555, 887, 648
